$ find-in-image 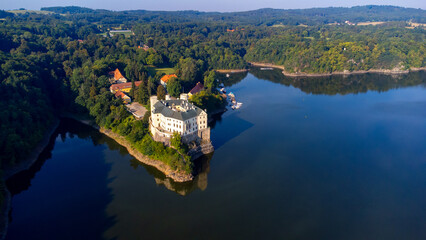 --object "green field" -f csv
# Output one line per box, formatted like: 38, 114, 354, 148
109, 30, 134, 37
146, 66, 175, 76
